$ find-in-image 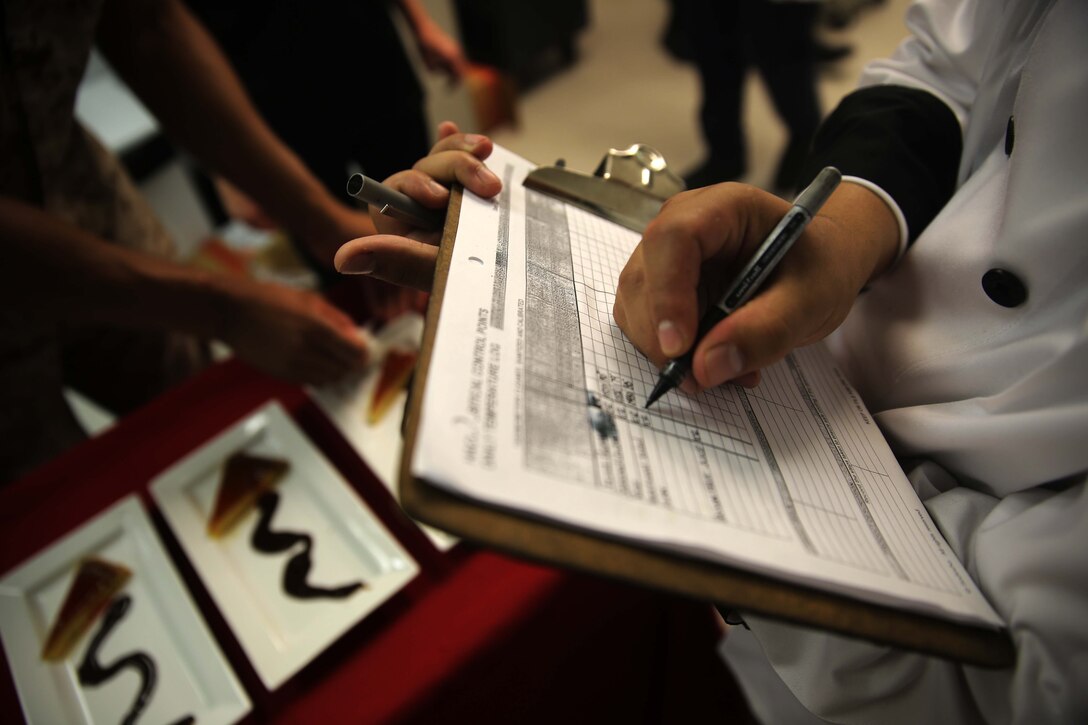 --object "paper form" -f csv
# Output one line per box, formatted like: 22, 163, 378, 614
413, 145, 1003, 628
